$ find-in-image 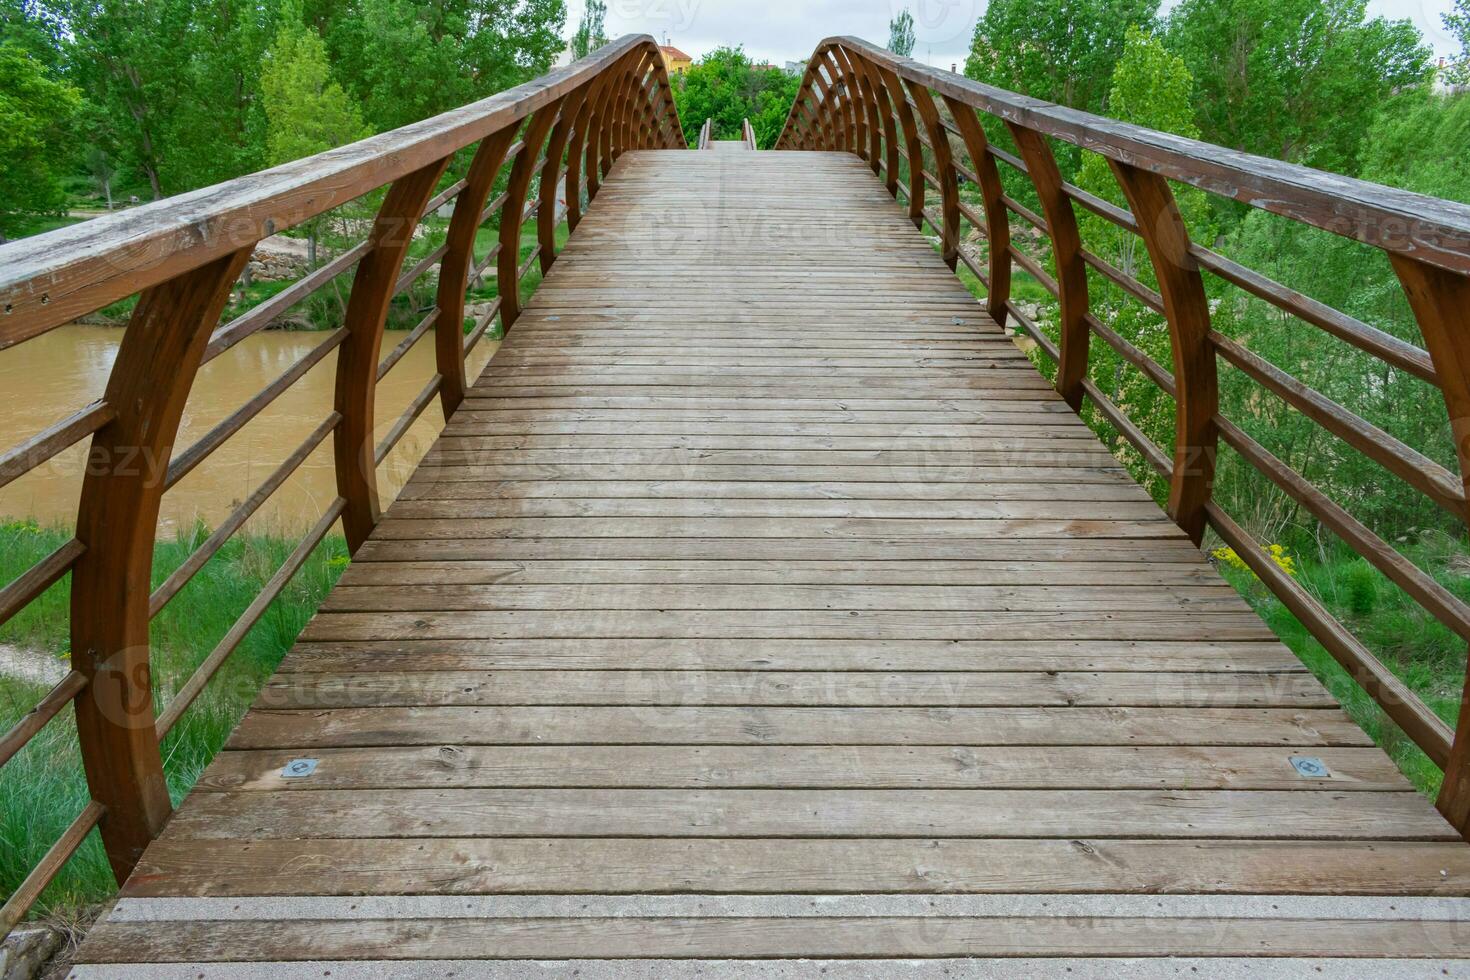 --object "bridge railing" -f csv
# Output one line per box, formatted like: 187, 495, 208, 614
778, 36, 1470, 837
0, 34, 682, 932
